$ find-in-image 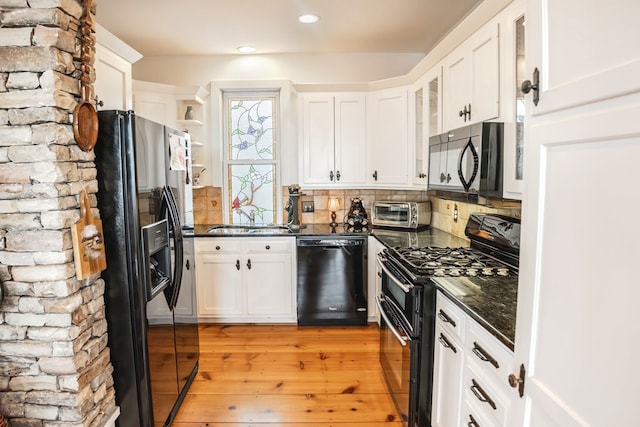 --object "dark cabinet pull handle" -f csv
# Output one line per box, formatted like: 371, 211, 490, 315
372, 170, 378, 181
336, 170, 341, 181
235, 259, 240, 270
247, 259, 251, 270
470, 379, 497, 410
458, 104, 472, 121
468, 414, 480, 427
437, 309, 456, 327
185, 259, 190, 270
440, 172, 446, 183
216, 245, 221, 250
472, 342, 499, 369
522, 67, 540, 106
329, 170, 334, 181
265, 245, 270, 250
446, 173, 452, 183
438, 333, 457, 353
